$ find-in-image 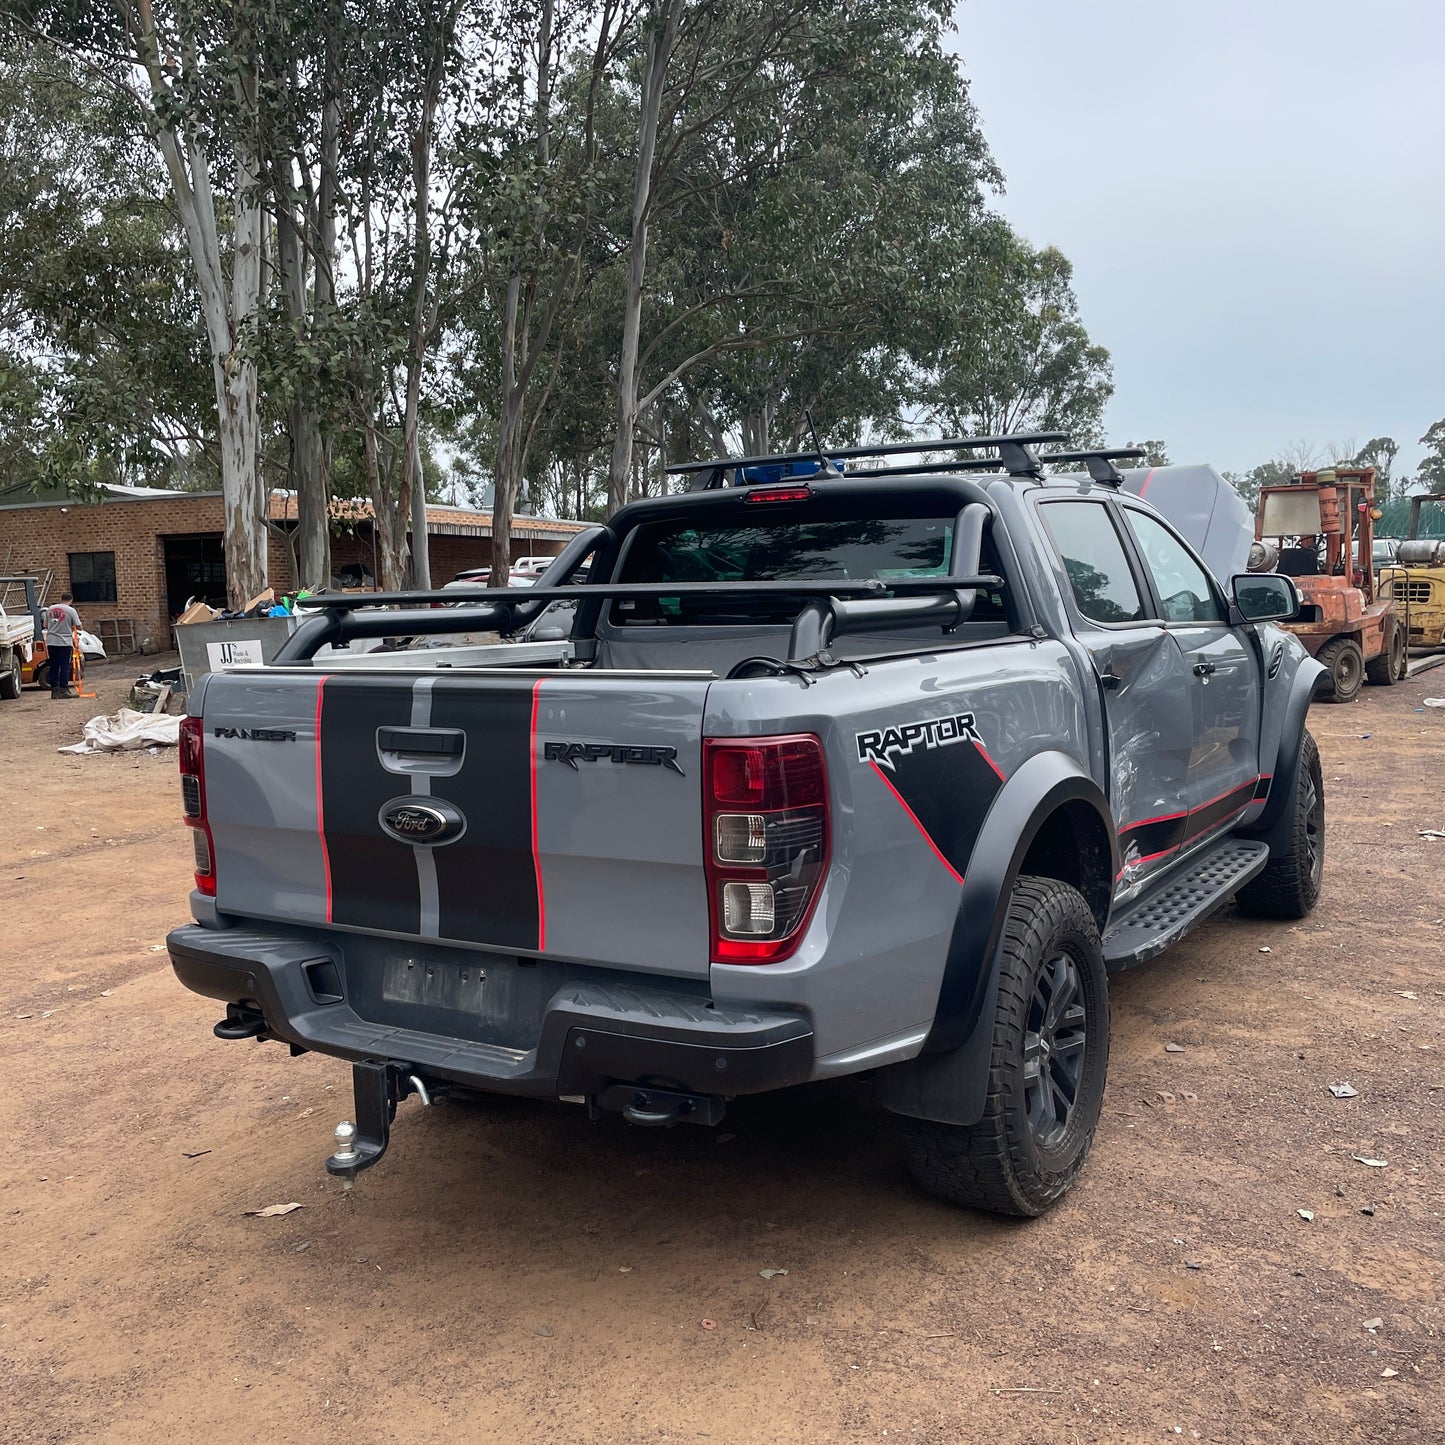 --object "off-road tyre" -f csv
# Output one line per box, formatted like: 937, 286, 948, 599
900, 877, 1109, 1218
1317, 637, 1364, 703
0, 653, 19, 700
1364, 620, 1406, 686
1237, 730, 1324, 920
